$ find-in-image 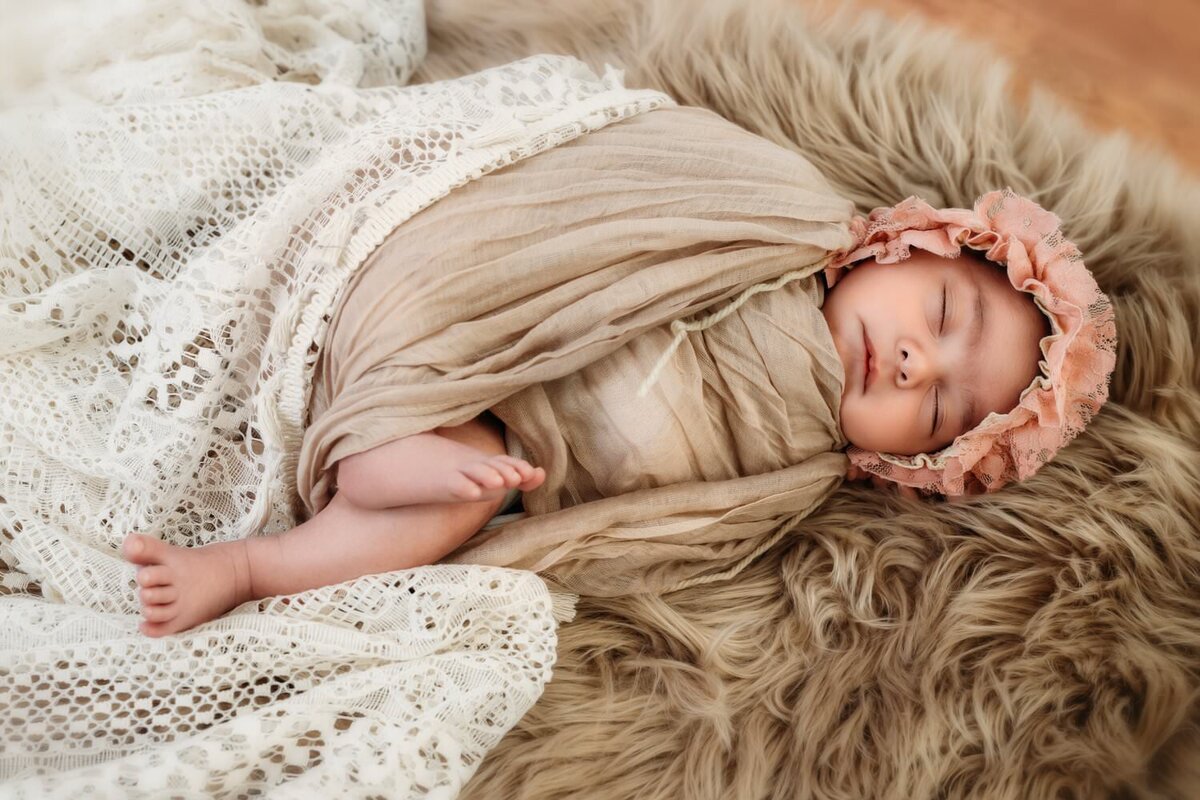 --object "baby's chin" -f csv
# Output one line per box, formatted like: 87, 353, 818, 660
835, 389, 869, 450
